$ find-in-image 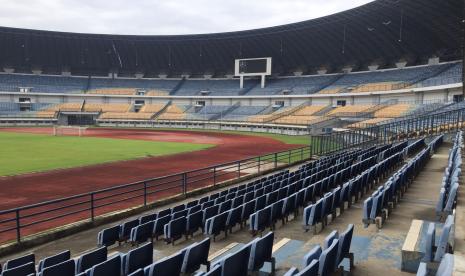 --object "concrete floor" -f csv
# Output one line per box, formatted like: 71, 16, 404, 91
0, 143, 453, 275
